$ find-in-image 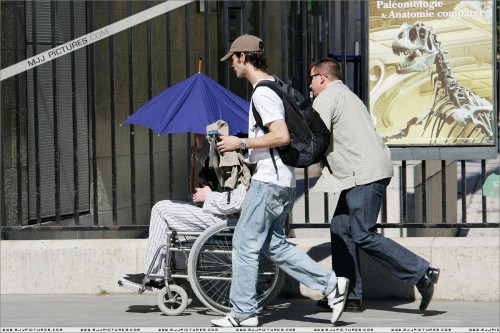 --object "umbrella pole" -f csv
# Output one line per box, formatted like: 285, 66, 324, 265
189, 56, 202, 194
191, 56, 201, 195
190, 134, 197, 194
